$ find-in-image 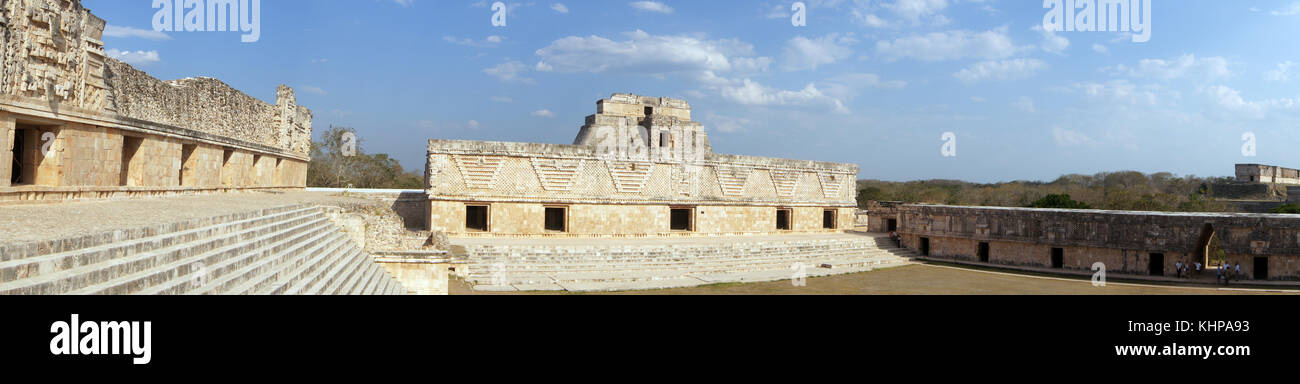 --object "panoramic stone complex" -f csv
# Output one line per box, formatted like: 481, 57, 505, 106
425, 94, 860, 237
895, 204, 1300, 281
1, 0, 312, 203
1236, 164, 1300, 185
